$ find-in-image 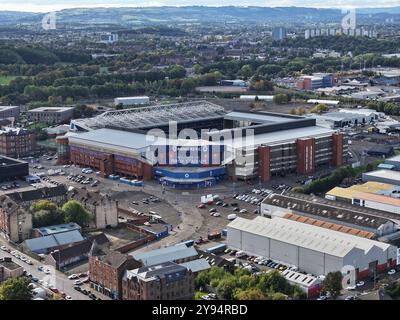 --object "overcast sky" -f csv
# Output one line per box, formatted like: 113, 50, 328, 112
1, 0, 398, 13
